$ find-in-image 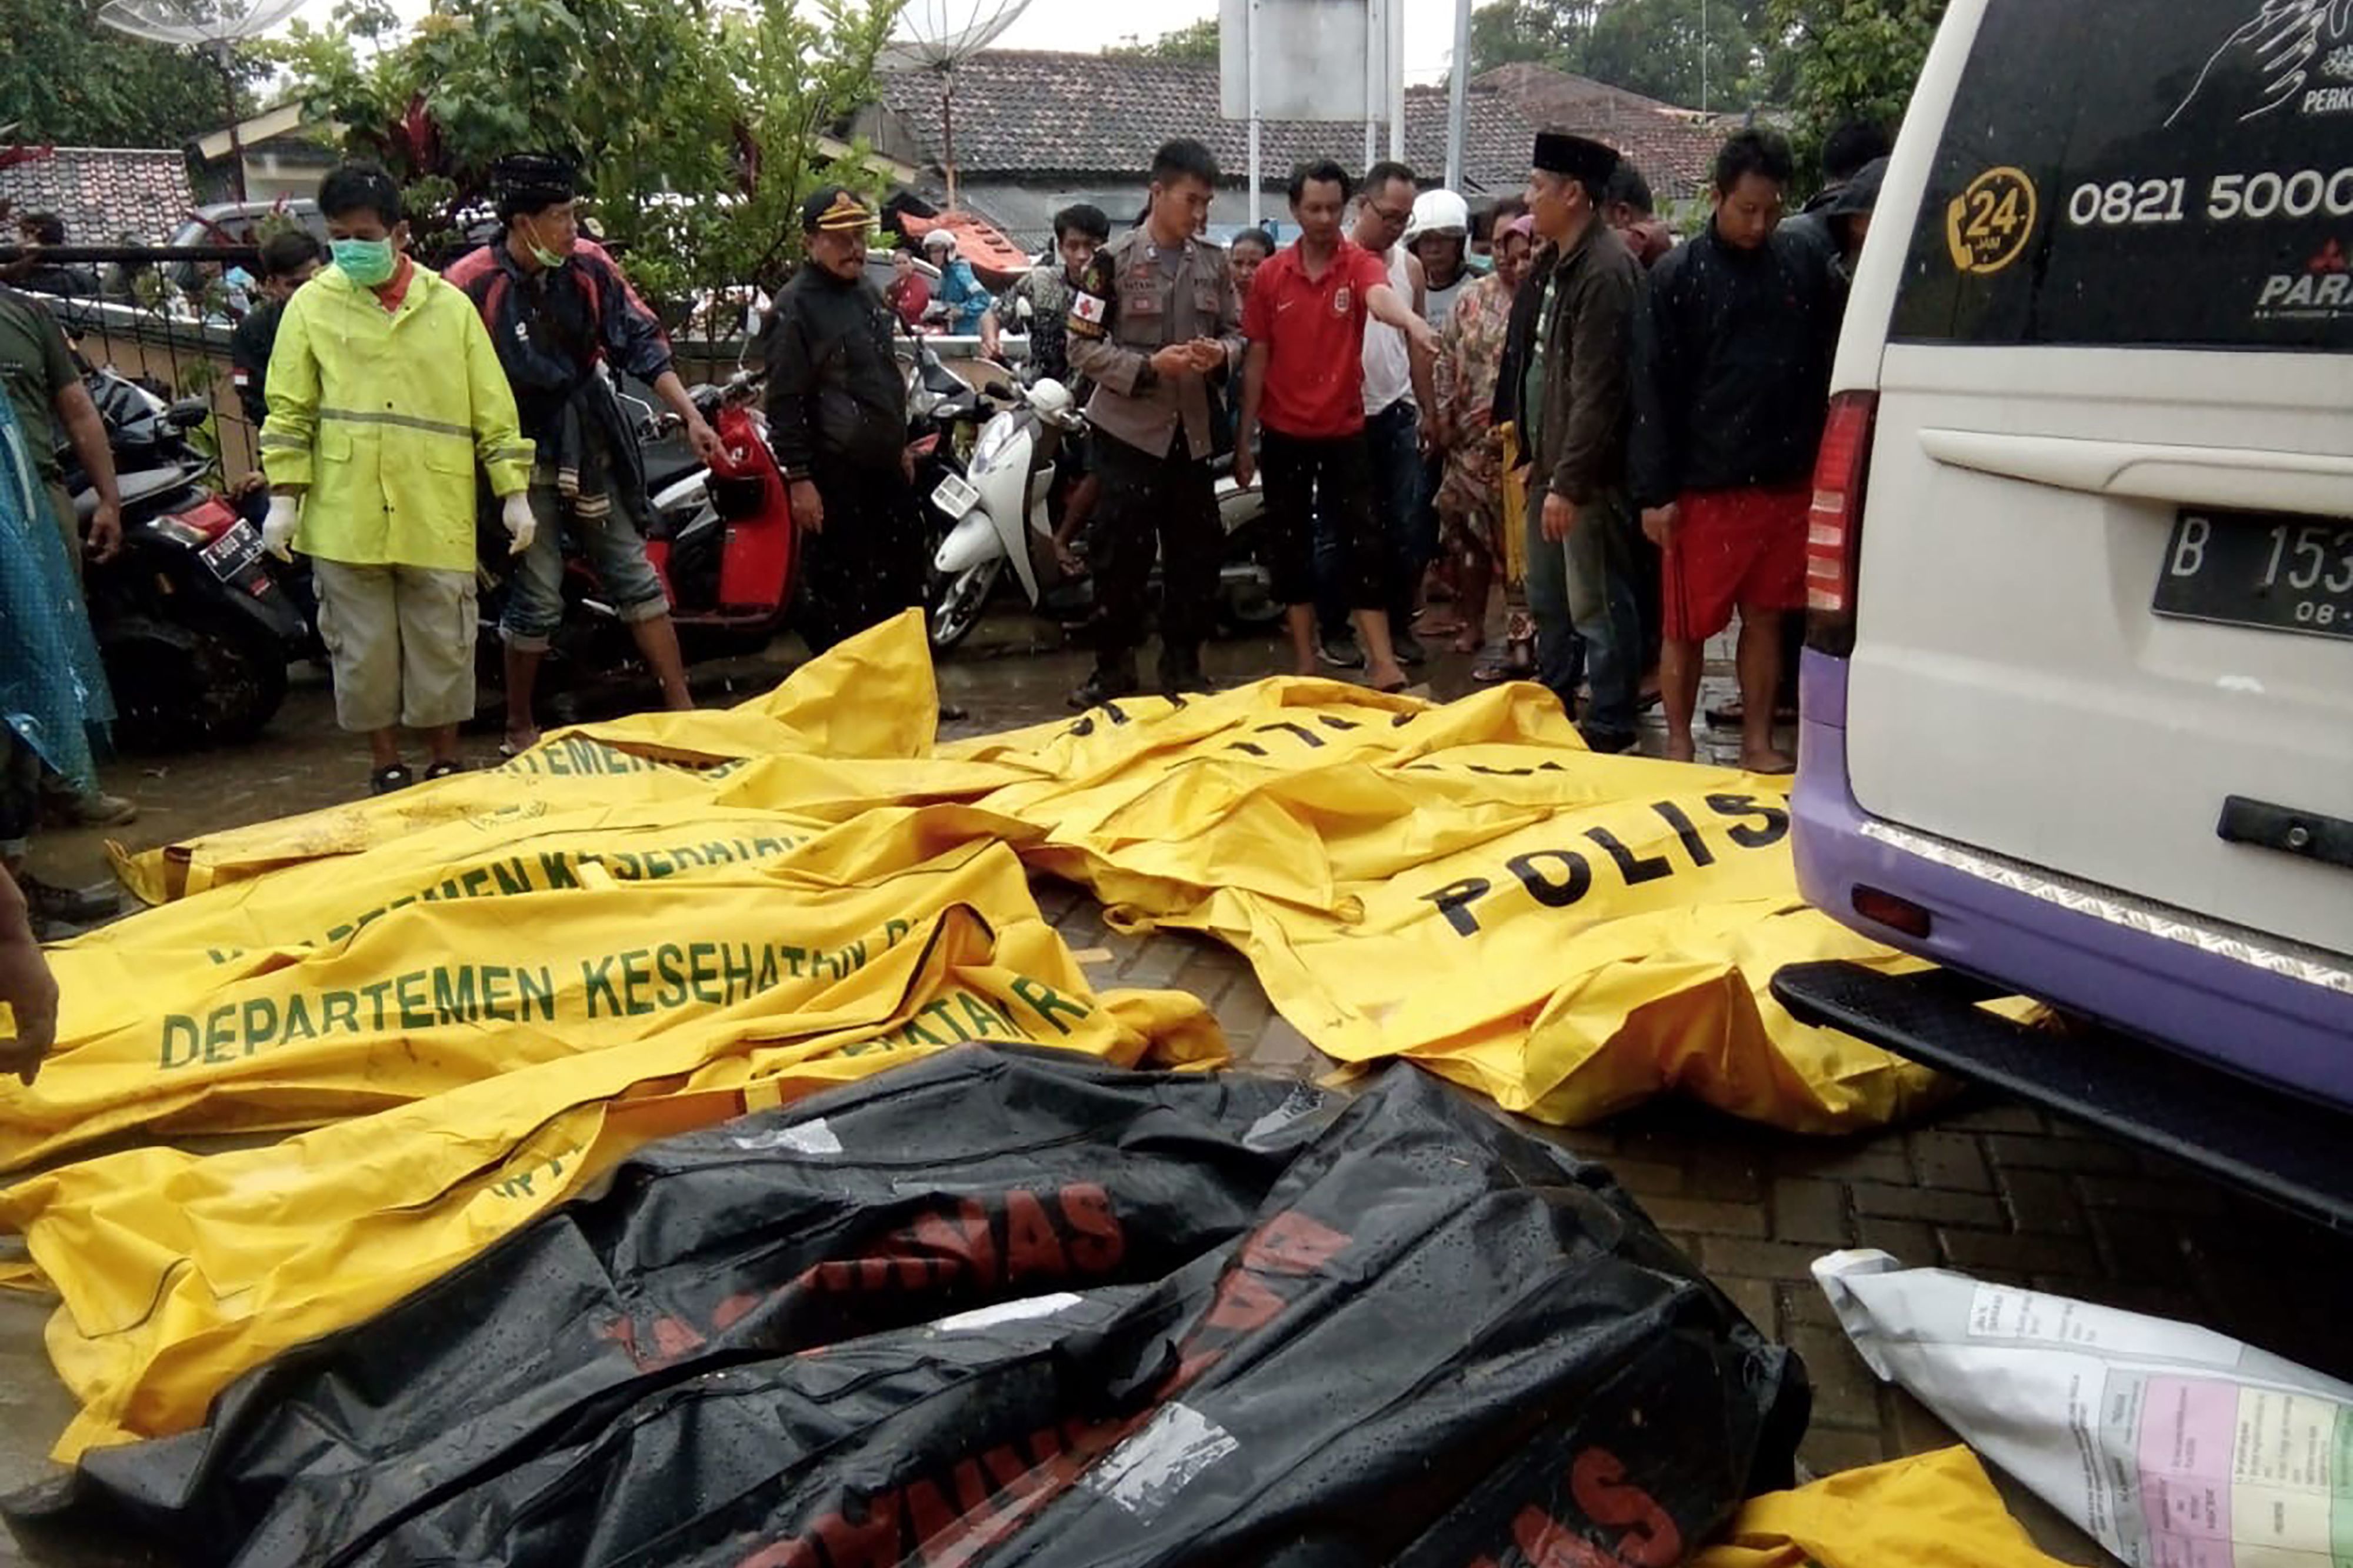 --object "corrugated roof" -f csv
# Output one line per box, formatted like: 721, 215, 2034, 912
1474, 65, 1725, 195
876, 51, 1728, 202
0, 146, 196, 246
879, 51, 1541, 195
